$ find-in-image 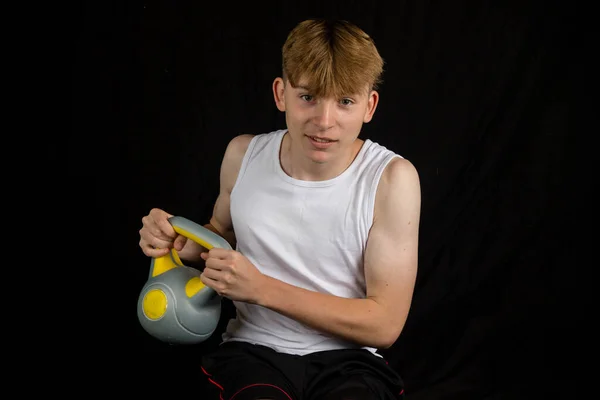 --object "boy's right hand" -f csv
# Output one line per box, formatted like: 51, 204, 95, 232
139, 208, 188, 258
